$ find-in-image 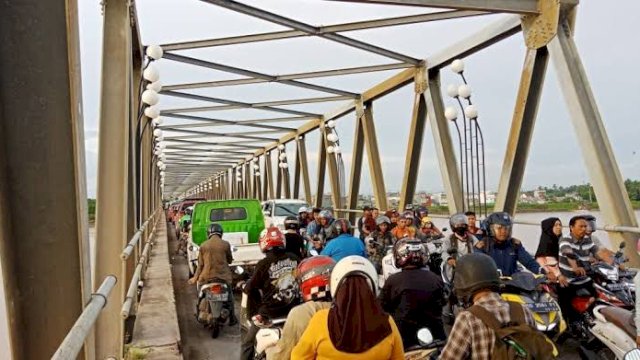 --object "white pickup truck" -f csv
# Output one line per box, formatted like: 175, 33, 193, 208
261, 199, 309, 230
